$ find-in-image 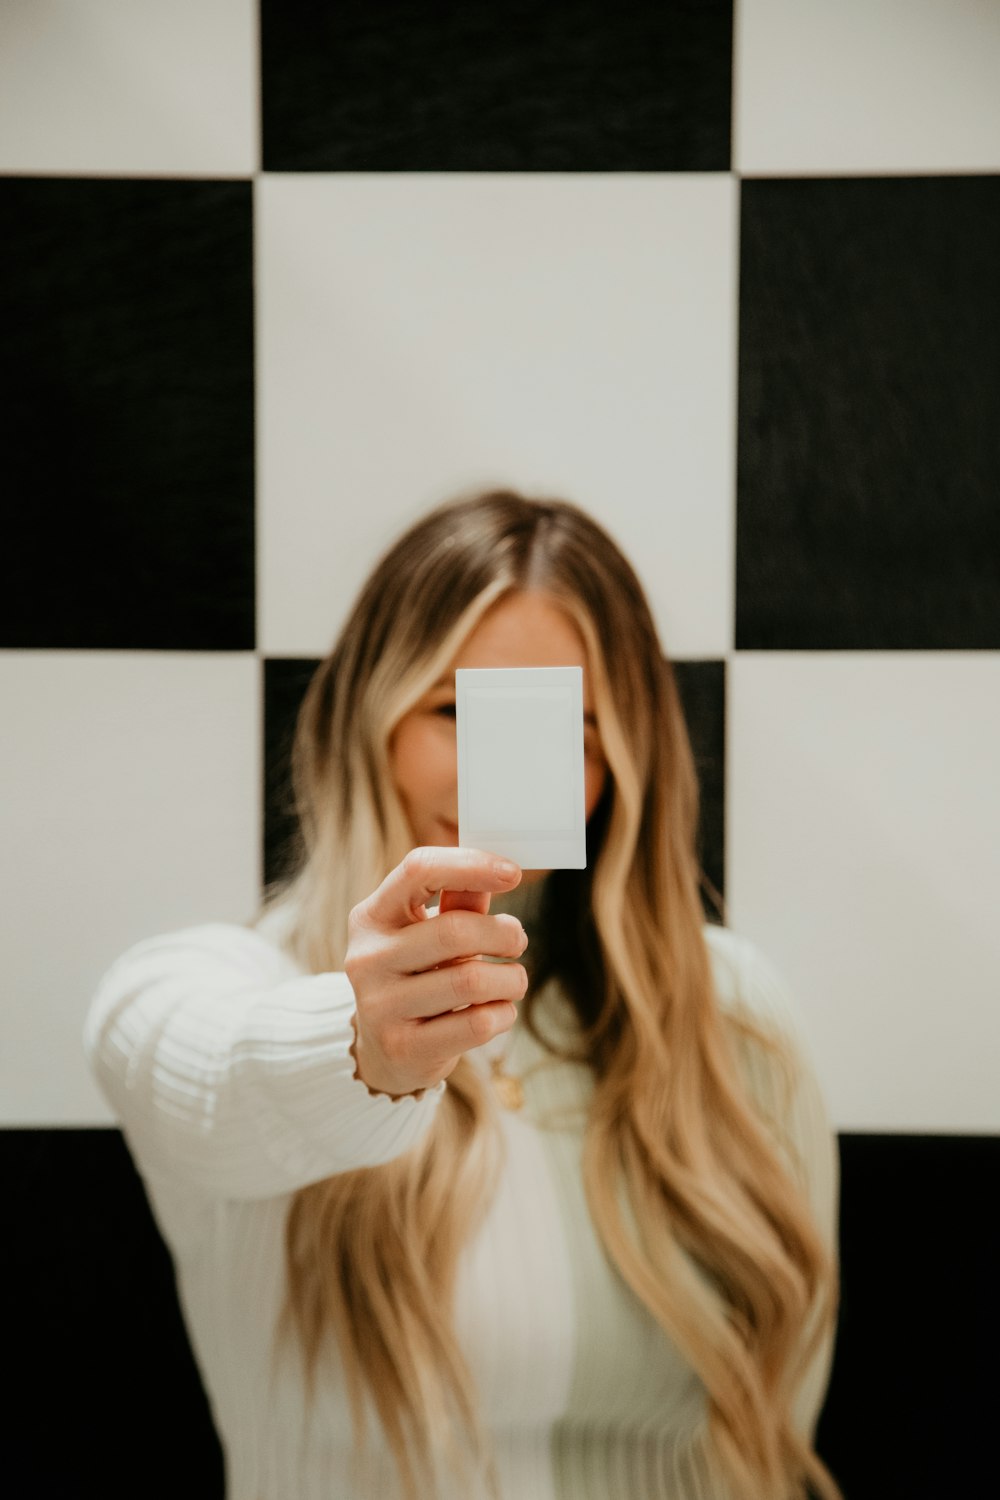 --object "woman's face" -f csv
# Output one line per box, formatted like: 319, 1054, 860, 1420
390, 592, 609, 878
